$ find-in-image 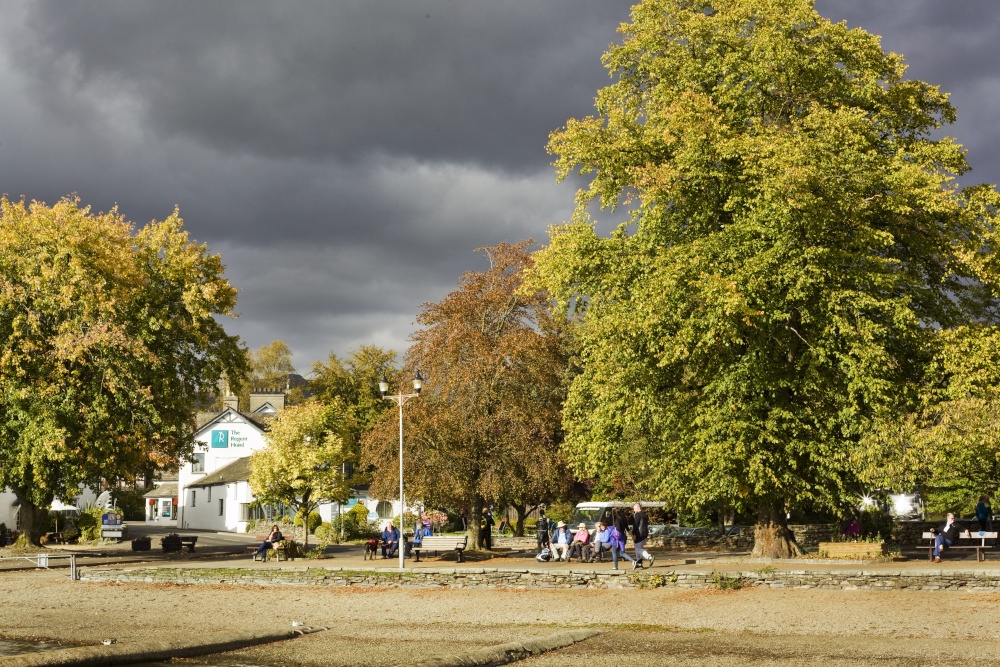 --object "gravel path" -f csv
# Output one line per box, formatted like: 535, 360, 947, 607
3, 568, 999, 666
